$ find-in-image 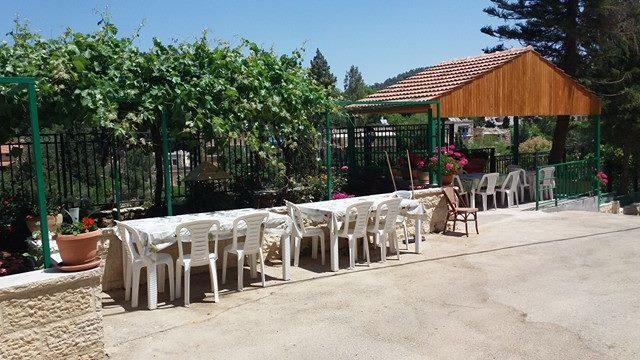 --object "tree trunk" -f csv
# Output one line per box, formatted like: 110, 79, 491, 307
550, 115, 570, 163
550, 0, 580, 164
619, 143, 631, 194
